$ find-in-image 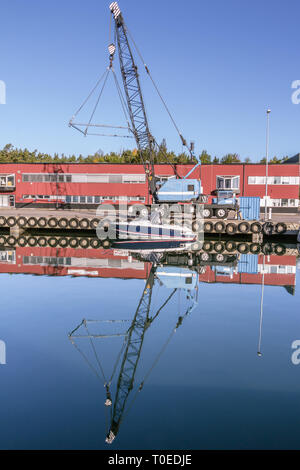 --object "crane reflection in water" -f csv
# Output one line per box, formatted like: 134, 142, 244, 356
68, 254, 199, 444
